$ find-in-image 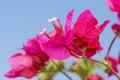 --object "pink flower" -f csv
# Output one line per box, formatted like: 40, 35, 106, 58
72, 9, 109, 57
5, 53, 46, 79
5, 53, 35, 78
107, 57, 119, 76
106, 0, 120, 21
87, 74, 104, 80
42, 9, 74, 60
112, 23, 120, 36
23, 39, 49, 61
106, 0, 120, 13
